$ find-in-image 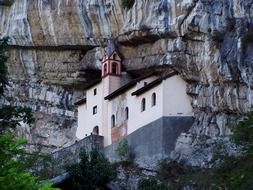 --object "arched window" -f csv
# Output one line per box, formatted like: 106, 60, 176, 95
92, 126, 99, 135
112, 62, 117, 74
104, 64, 107, 75
125, 107, 129, 120
152, 93, 156, 106
111, 115, 115, 128
141, 98, 146, 112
